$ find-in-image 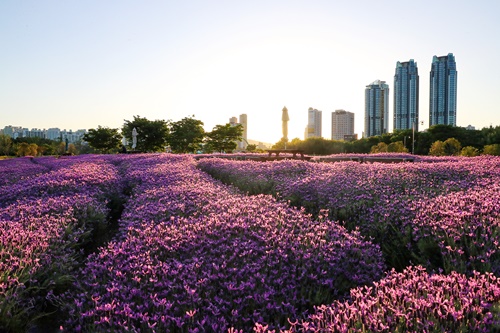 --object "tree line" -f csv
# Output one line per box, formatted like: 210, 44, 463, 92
2, 121, 500, 157
272, 124, 500, 156
0, 115, 245, 157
